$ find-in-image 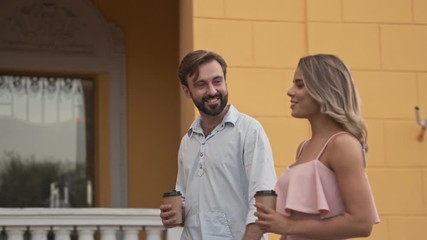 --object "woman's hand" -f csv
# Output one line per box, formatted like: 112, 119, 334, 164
254, 203, 288, 236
